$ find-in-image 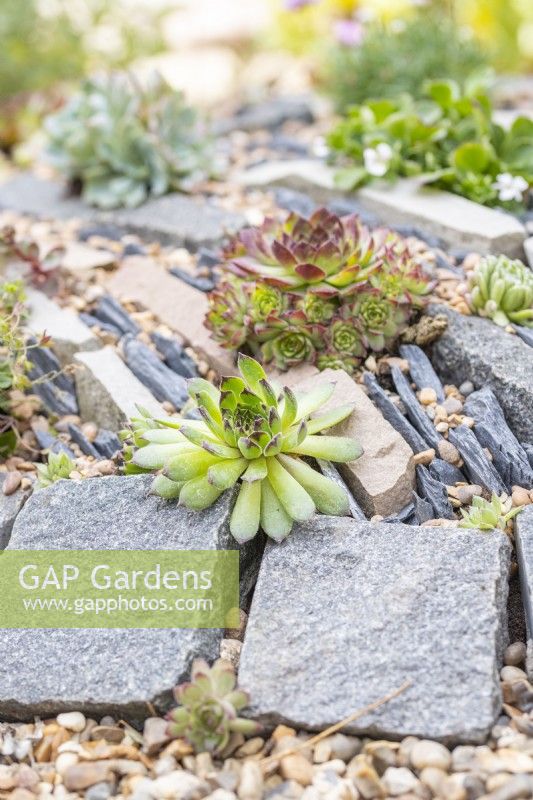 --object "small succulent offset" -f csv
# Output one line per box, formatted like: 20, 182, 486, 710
0, 226, 63, 284
328, 79, 532, 211
129, 354, 361, 543
206, 208, 432, 374
459, 494, 523, 533
45, 72, 211, 210
468, 255, 533, 328
36, 452, 76, 489
168, 658, 260, 754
